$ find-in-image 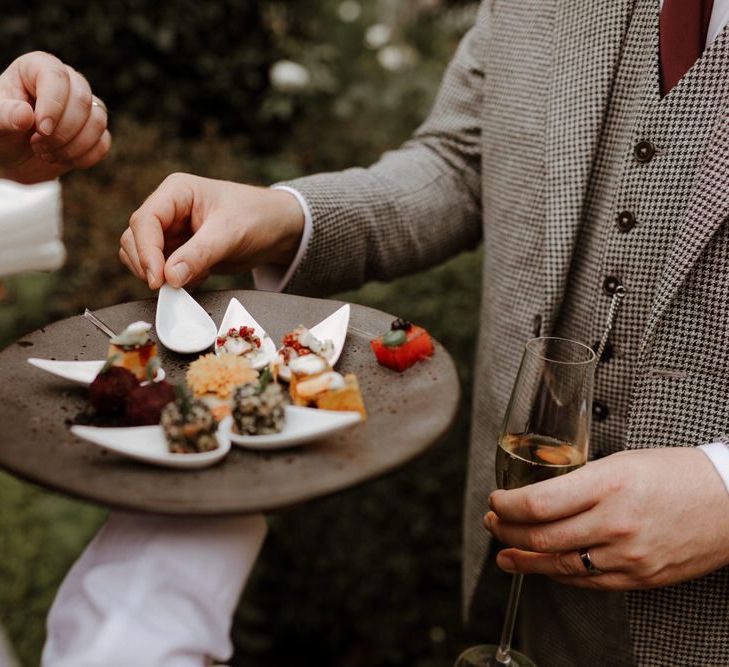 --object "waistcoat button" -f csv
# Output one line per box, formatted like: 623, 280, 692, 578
616, 210, 636, 232
603, 276, 622, 296
592, 400, 609, 422
634, 140, 656, 163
